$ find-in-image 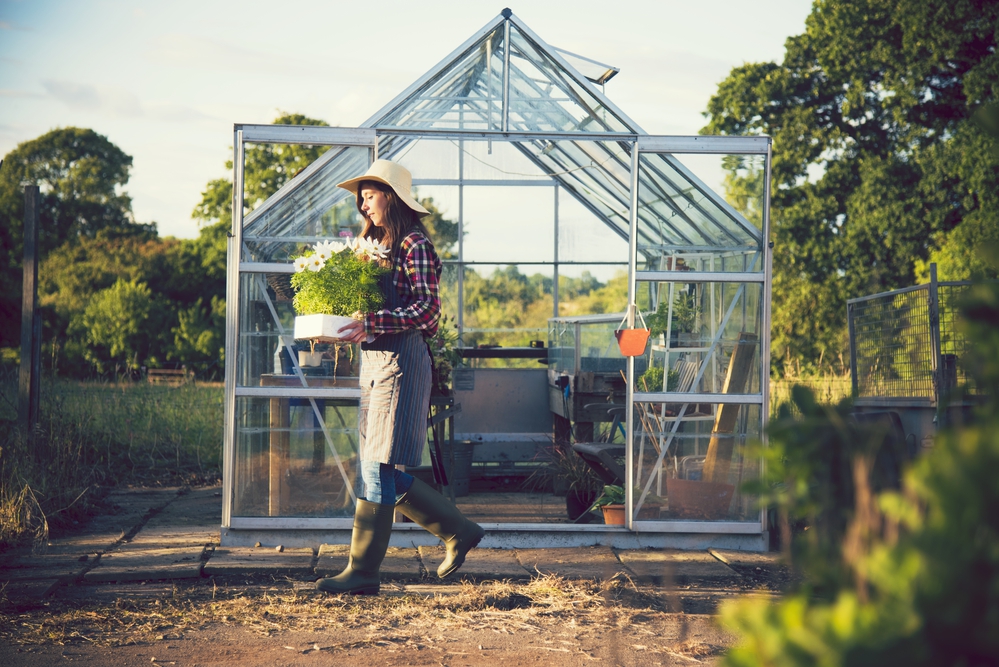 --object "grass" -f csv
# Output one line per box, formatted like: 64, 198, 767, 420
0, 573, 723, 657
0, 372, 223, 550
